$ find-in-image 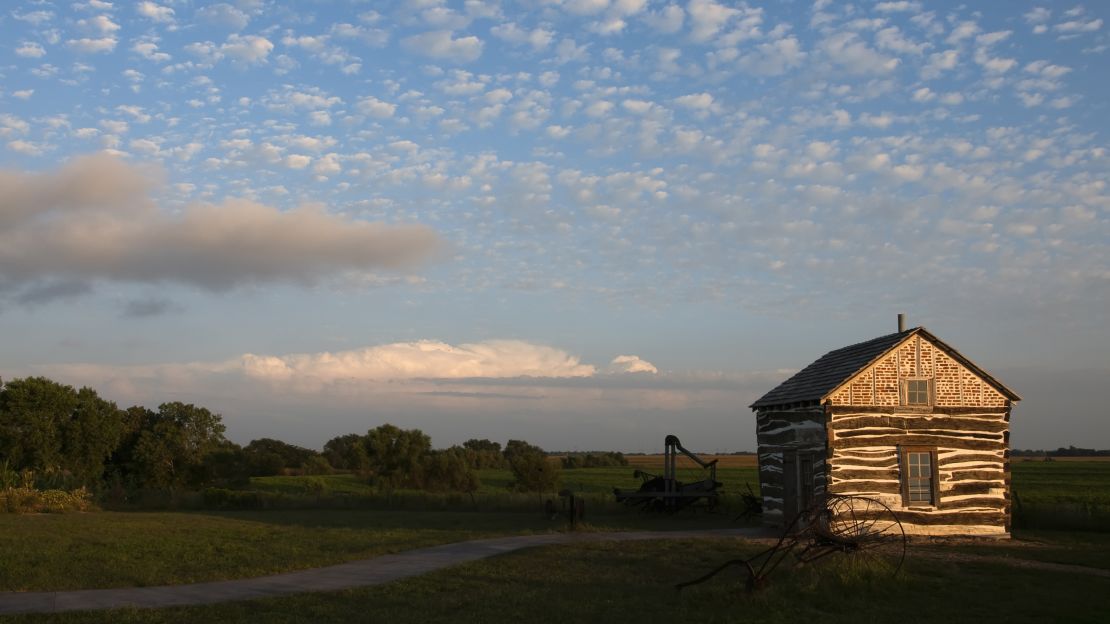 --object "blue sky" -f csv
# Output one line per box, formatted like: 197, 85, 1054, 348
1, 0, 1107, 452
